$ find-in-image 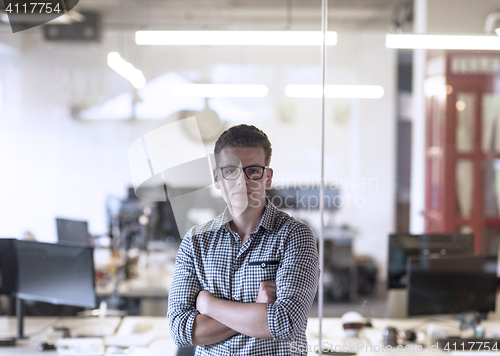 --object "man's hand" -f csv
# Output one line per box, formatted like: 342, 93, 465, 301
196, 290, 214, 314
195, 287, 273, 339
256, 281, 276, 303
